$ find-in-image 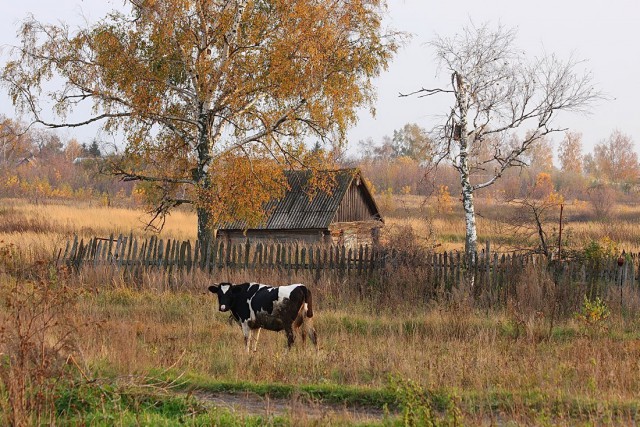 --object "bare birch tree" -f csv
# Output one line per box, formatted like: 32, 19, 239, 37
404, 22, 601, 254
